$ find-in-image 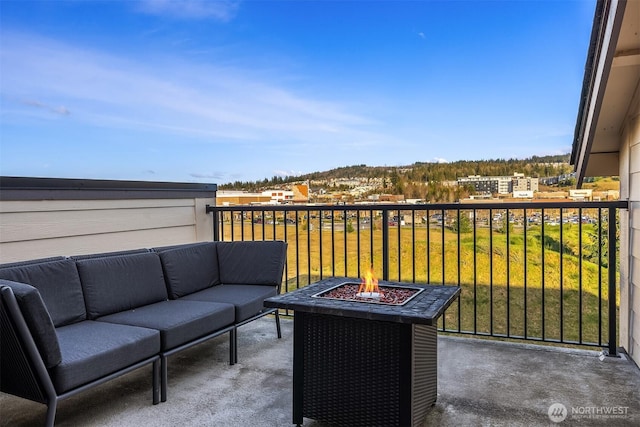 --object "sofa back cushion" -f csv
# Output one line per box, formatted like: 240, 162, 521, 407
216, 241, 287, 286
156, 242, 220, 299
76, 252, 168, 319
1, 280, 62, 368
0, 258, 86, 327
